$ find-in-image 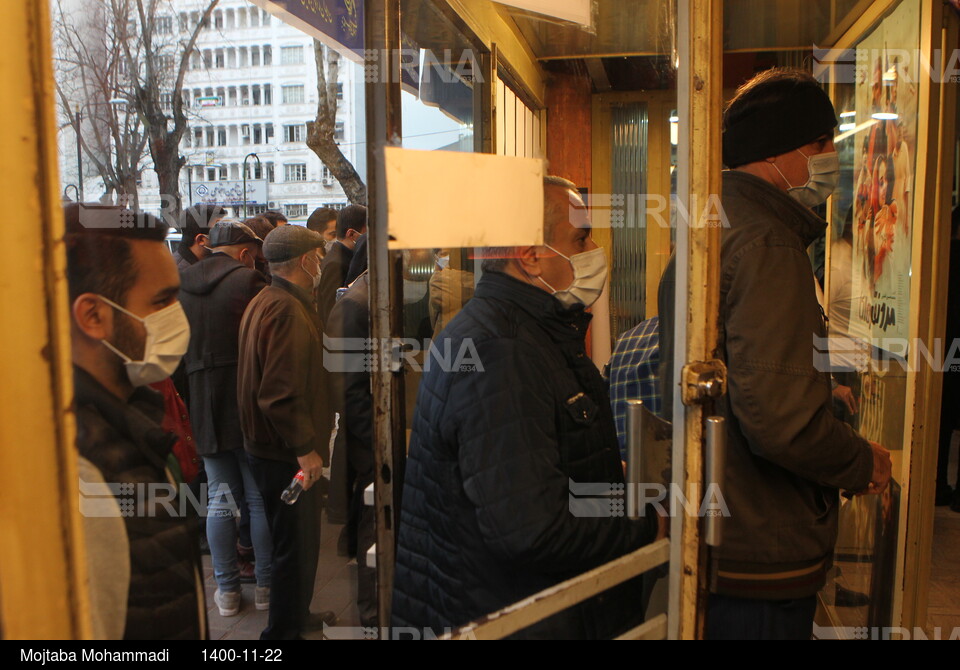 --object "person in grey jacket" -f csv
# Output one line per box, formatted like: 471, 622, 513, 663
658, 68, 892, 639
180, 221, 271, 617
